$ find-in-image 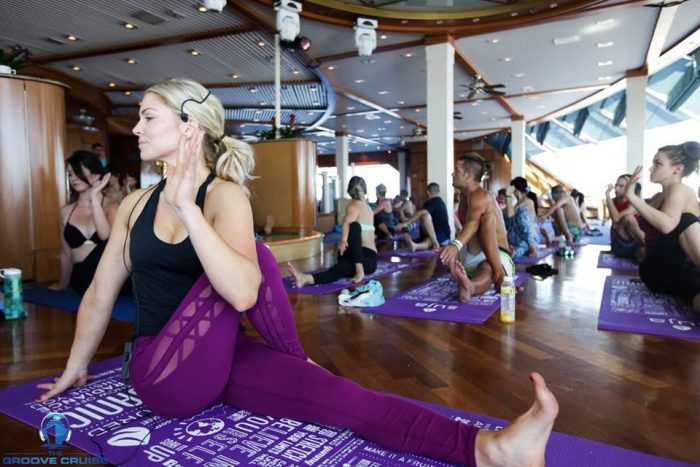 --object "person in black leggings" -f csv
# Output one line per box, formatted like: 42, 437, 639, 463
288, 176, 378, 286
627, 141, 700, 312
